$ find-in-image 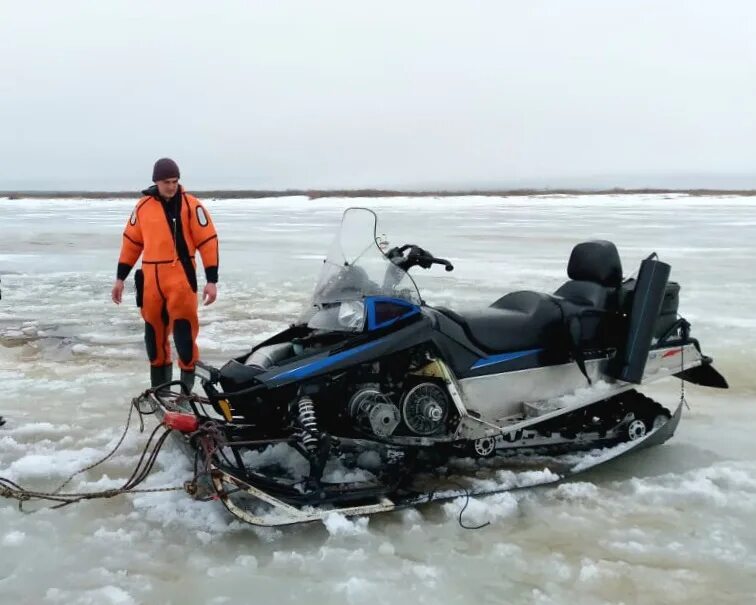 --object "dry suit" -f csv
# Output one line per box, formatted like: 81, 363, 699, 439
117, 186, 219, 378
